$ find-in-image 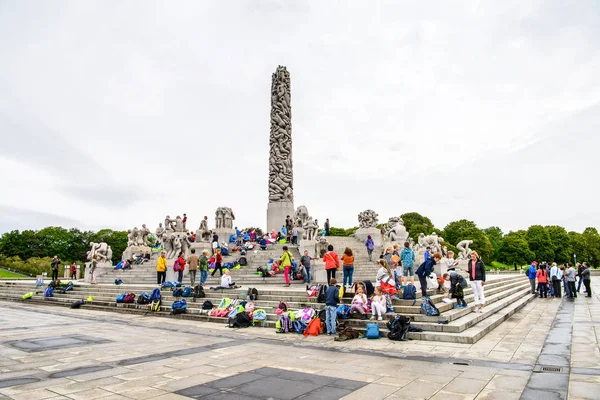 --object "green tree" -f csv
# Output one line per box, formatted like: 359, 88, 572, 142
400, 212, 437, 241
545, 225, 571, 264
90, 229, 127, 264
525, 225, 554, 262
483, 226, 503, 260
36, 227, 71, 260
442, 220, 494, 265
582, 227, 600, 267
568, 231, 588, 266
498, 232, 535, 265
0, 230, 29, 259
